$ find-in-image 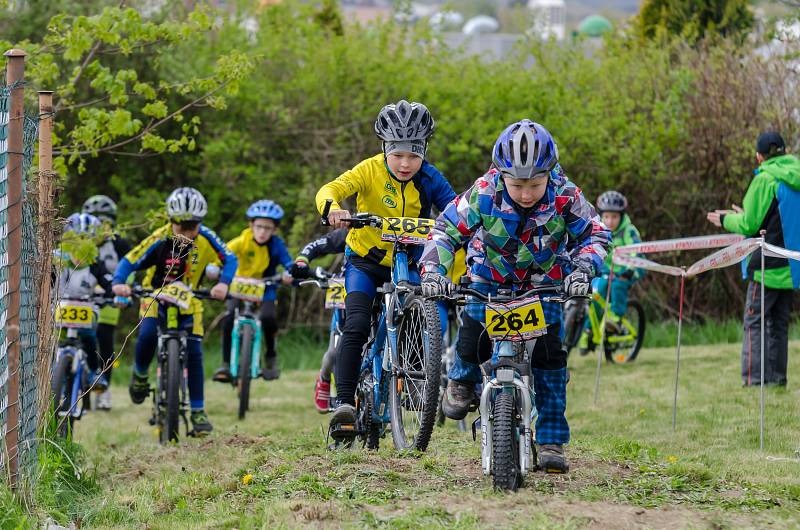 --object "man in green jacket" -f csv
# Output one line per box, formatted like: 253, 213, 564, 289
708, 131, 800, 386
